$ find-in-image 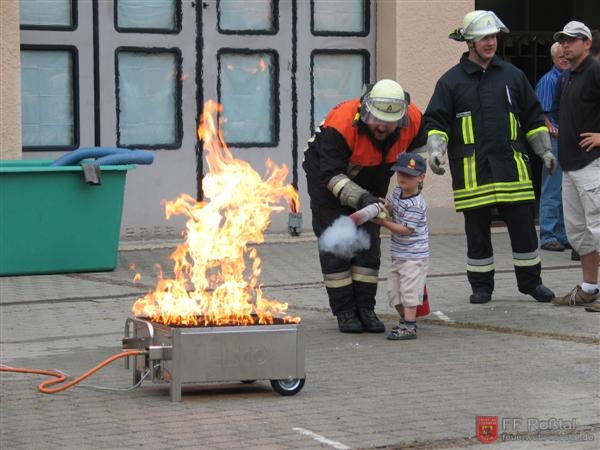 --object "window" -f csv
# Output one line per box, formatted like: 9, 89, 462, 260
218, 50, 278, 146
218, 0, 277, 34
116, 49, 182, 148
312, 0, 368, 35
312, 51, 367, 130
20, 0, 75, 29
21, 48, 77, 148
115, 0, 180, 33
